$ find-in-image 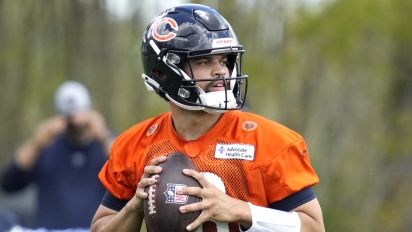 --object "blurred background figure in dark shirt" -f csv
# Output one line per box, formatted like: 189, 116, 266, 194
0, 81, 113, 230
